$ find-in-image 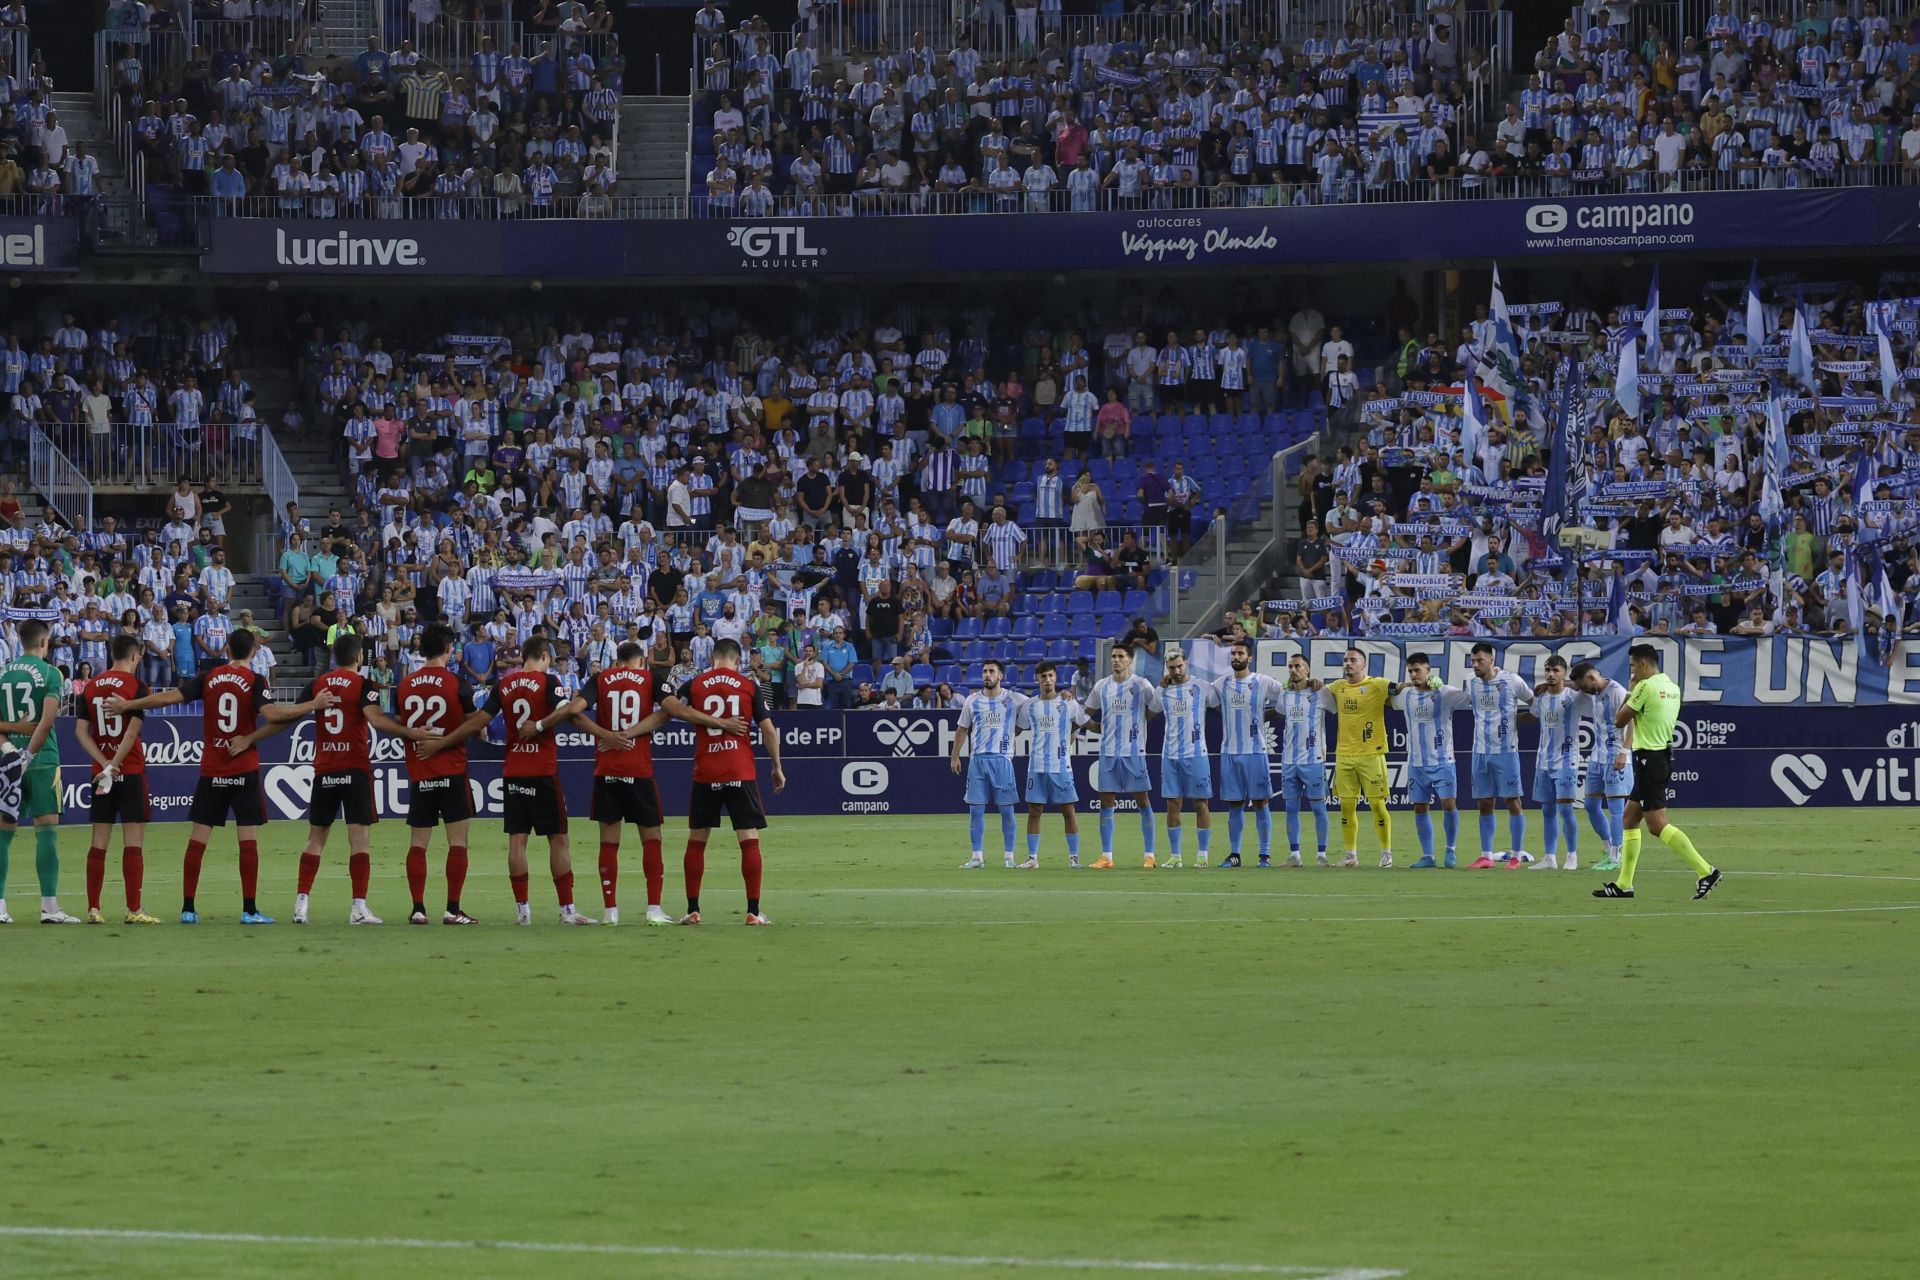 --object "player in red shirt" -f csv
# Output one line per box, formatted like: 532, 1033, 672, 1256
662, 637, 785, 925
581, 639, 672, 926
395, 622, 493, 925
254, 634, 434, 926
490, 633, 632, 926
74, 635, 161, 924
108, 629, 336, 924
